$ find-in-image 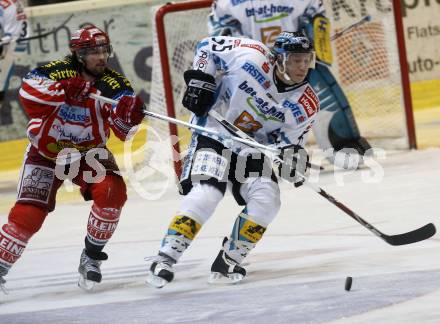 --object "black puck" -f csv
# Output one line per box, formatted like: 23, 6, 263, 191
345, 276, 353, 291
